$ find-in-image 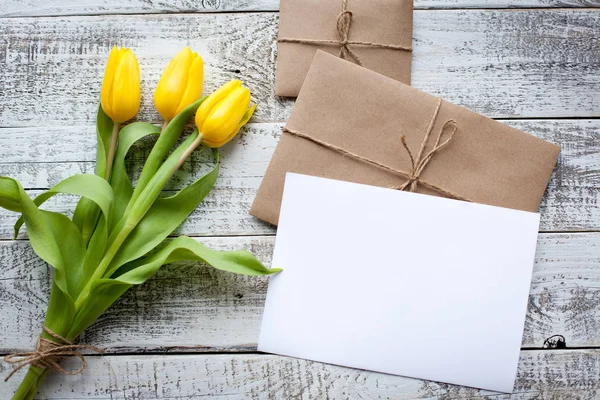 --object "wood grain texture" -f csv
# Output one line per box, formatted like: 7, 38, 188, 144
1, 0, 599, 397
1, 10, 599, 126
3, 0, 600, 18
417, 0, 600, 7
1, 233, 598, 353
2, 351, 600, 398
1, 119, 598, 238
1, 0, 281, 17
